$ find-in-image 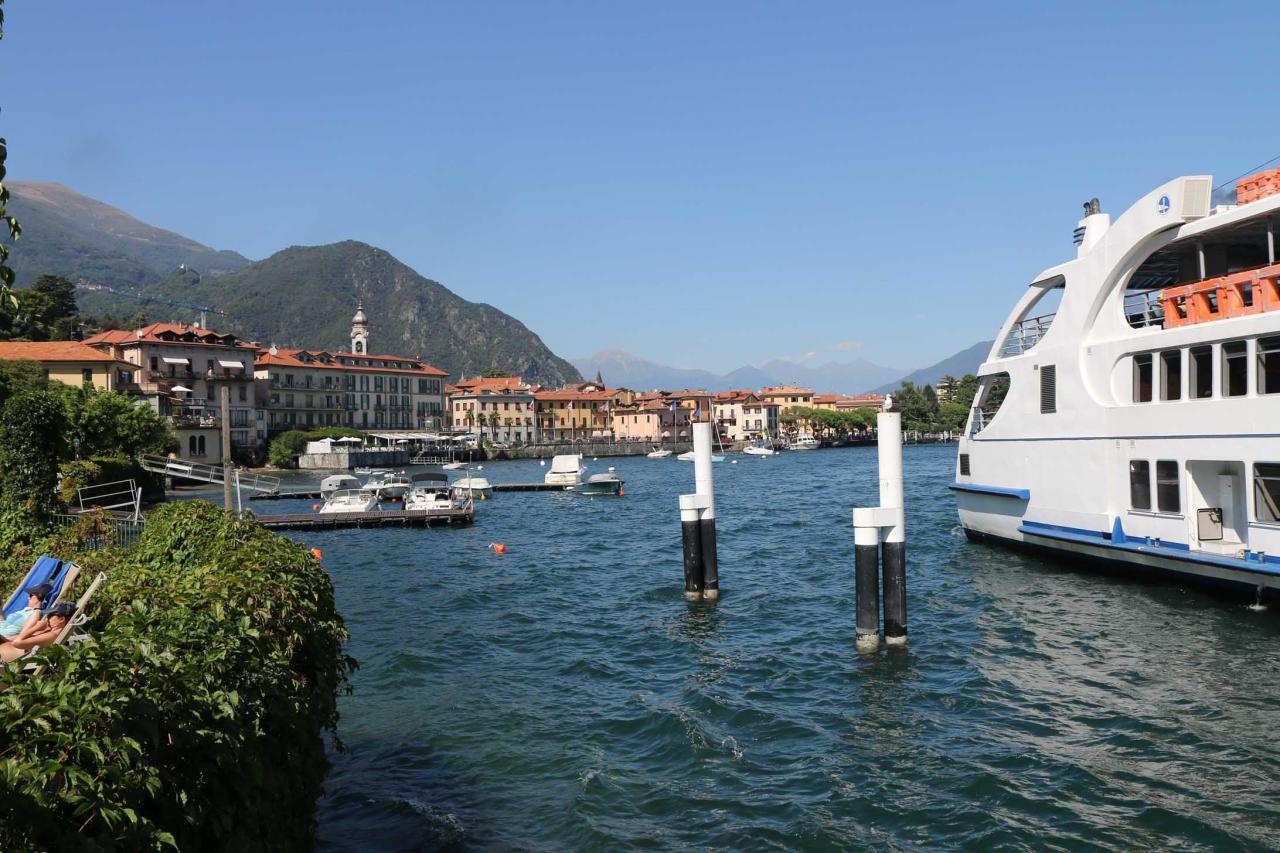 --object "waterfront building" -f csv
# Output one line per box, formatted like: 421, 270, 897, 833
742, 396, 781, 439
535, 387, 623, 442
761, 384, 814, 409
837, 392, 886, 411
0, 340, 135, 391
85, 322, 260, 463
611, 400, 693, 443
448, 376, 540, 444
712, 390, 762, 441
253, 304, 447, 434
